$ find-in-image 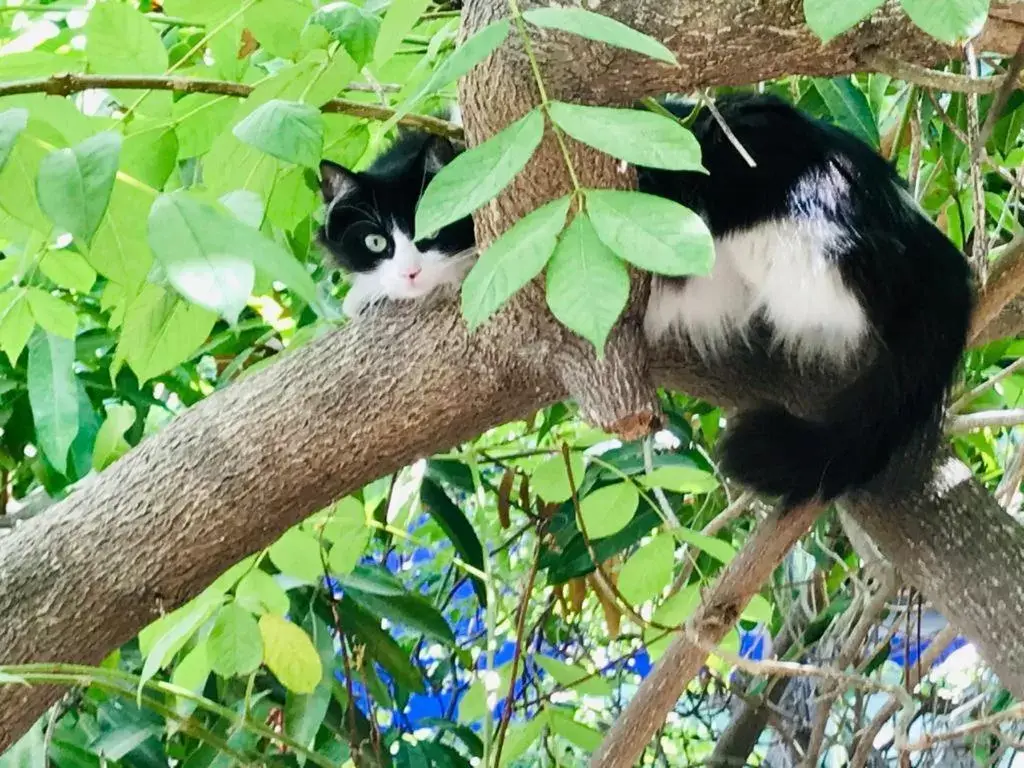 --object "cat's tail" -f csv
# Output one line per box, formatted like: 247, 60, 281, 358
718, 242, 973, 506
